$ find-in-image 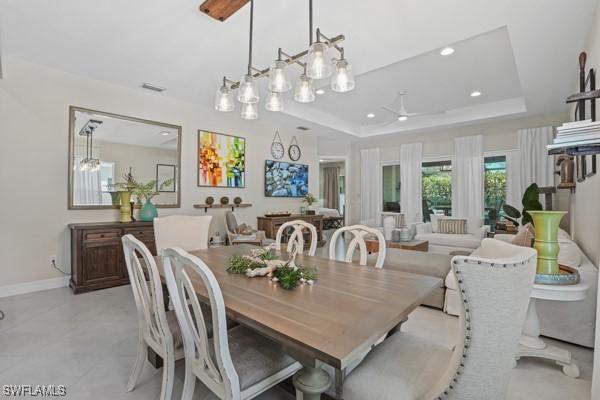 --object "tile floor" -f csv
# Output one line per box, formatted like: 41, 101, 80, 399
0, 285, 592, 400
